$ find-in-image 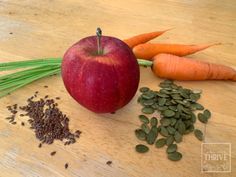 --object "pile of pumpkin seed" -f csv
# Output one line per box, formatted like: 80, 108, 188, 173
135, 80, 211, 161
